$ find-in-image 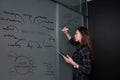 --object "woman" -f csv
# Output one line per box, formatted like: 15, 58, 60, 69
62, 26, 95, 80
